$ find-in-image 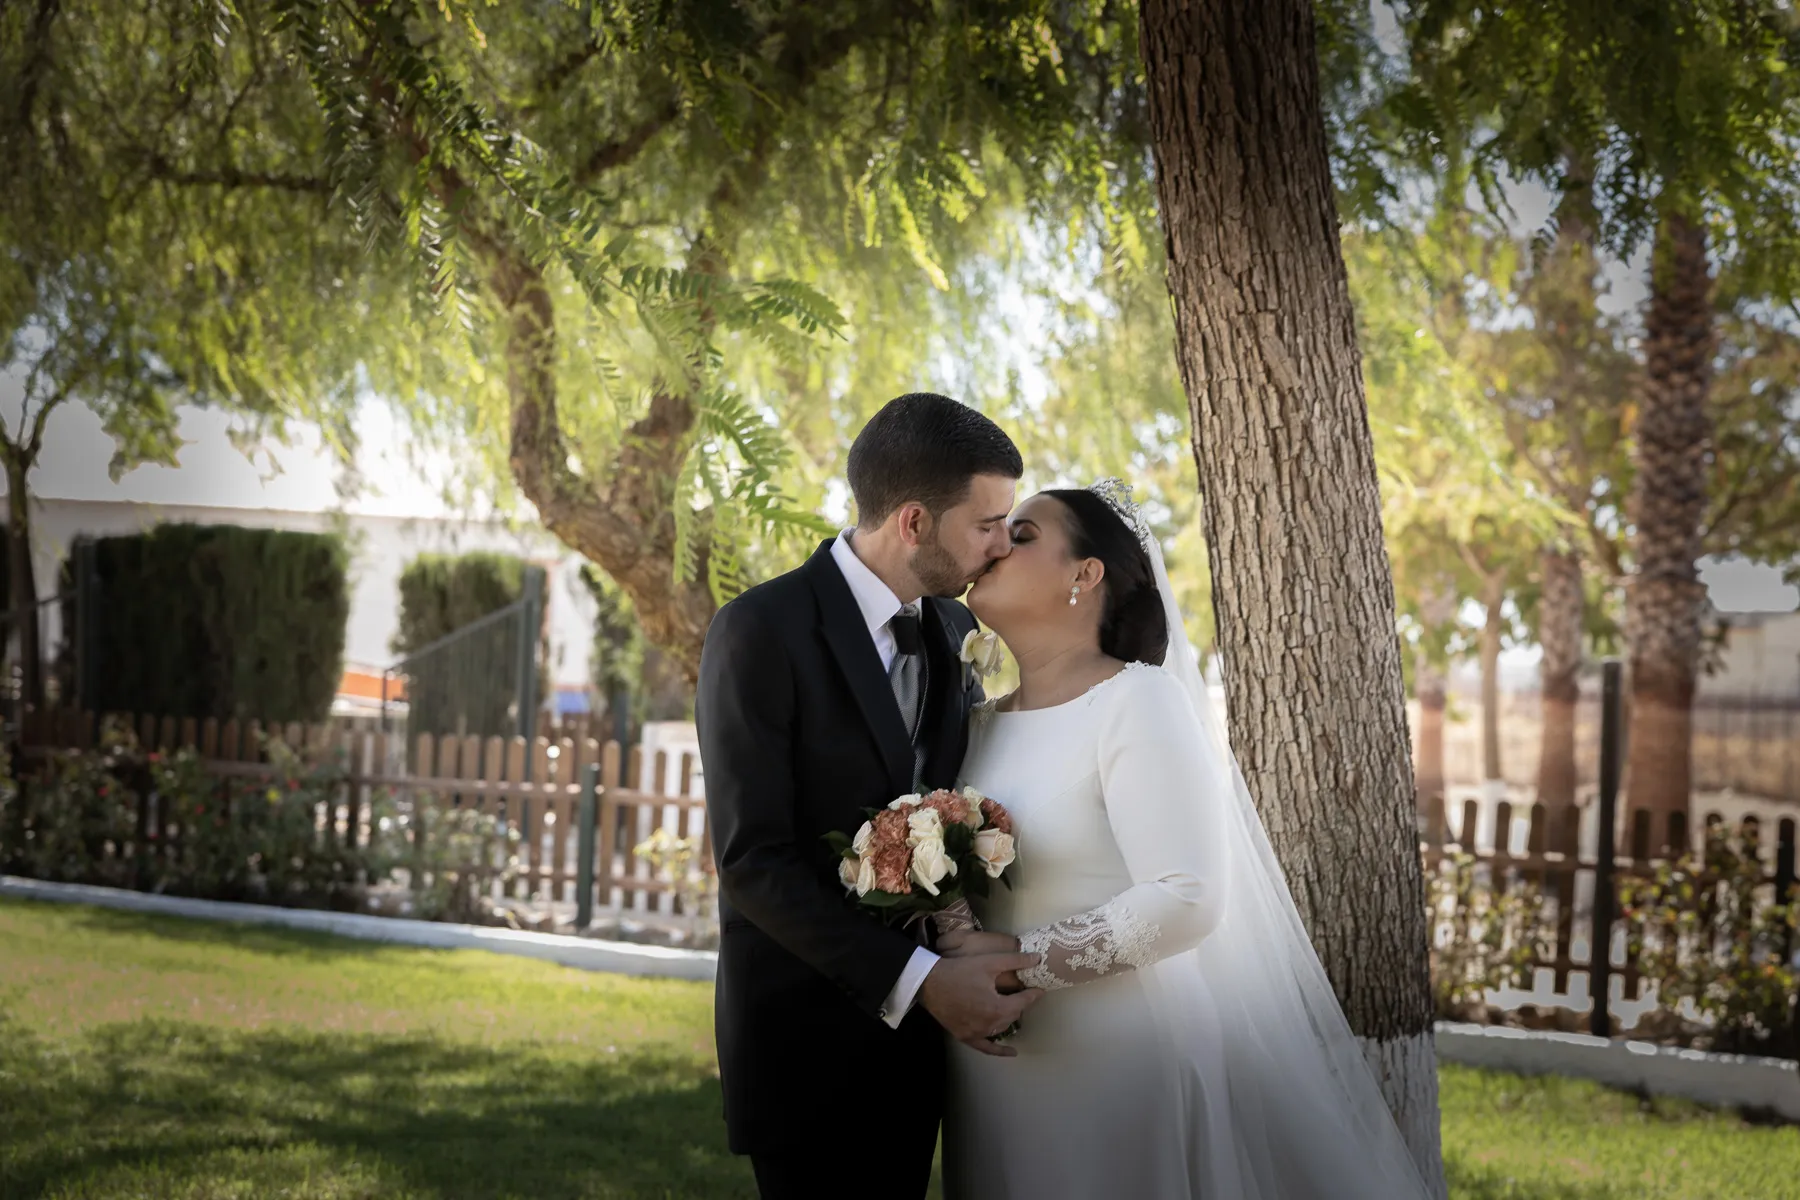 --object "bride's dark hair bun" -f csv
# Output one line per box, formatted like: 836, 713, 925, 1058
1043, 489, 1170, 666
